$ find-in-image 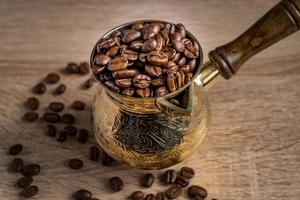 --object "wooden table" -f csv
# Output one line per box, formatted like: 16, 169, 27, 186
0, 0, 299, 199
